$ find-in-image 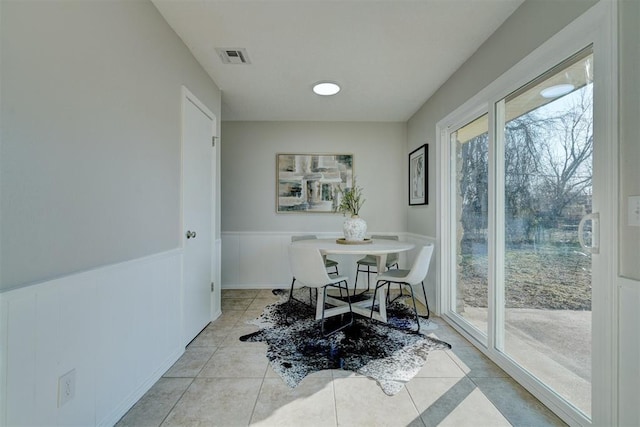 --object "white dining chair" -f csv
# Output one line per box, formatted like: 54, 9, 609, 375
354, 234, 399, 291
371, 244, 434, 333
288, 245, 354, 336
289, 235, 339, 304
